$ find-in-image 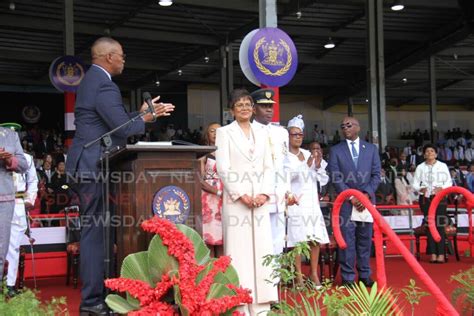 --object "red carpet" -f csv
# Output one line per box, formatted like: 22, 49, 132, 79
26, 255, 473, 315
